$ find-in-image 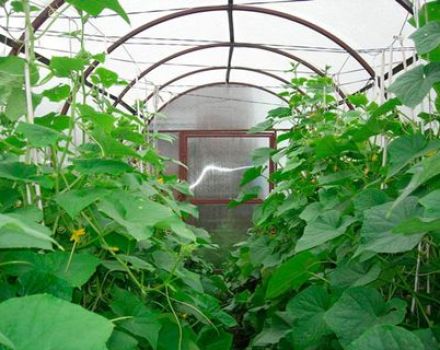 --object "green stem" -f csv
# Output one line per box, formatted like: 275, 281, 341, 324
81, 211, 146, 295
165, 285, 183, 350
